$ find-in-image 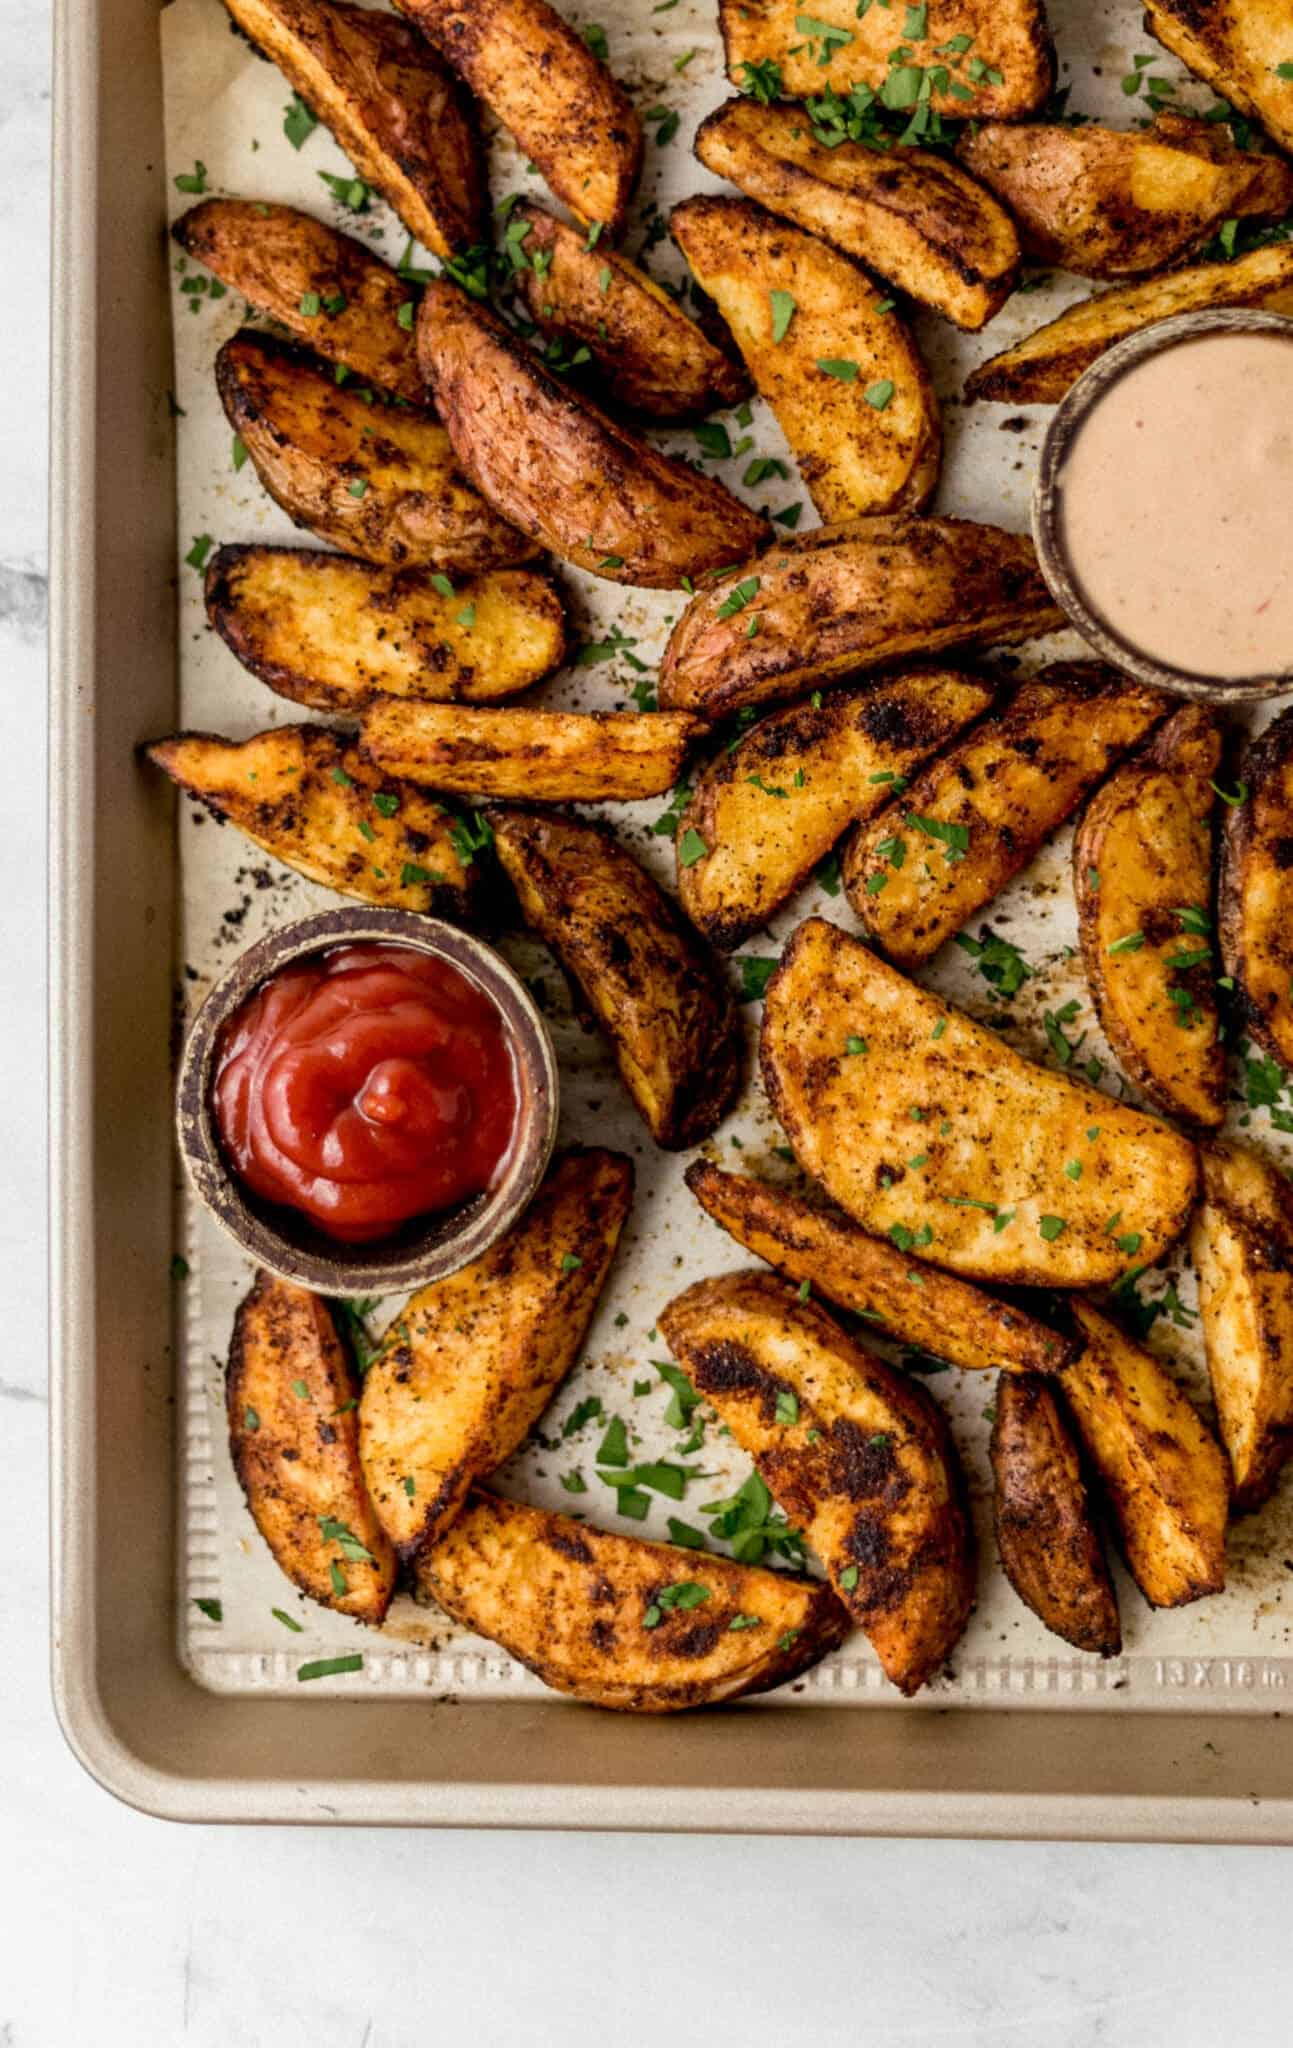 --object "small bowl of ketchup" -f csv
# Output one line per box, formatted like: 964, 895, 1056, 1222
176, 908, 558, 1295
